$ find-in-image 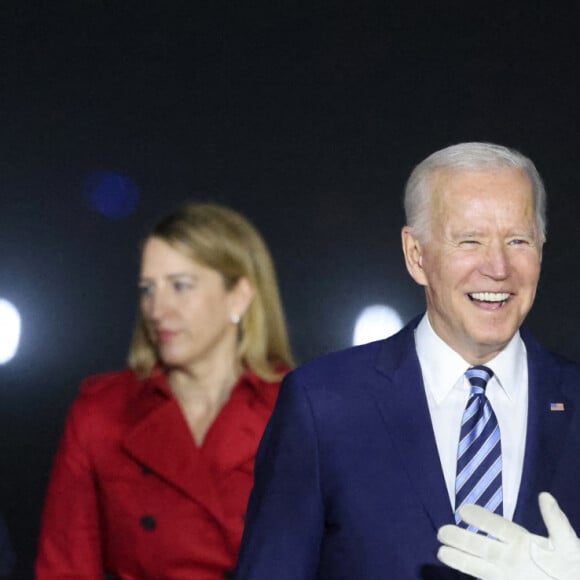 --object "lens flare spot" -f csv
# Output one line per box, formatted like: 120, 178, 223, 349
353, 304, 403, 346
